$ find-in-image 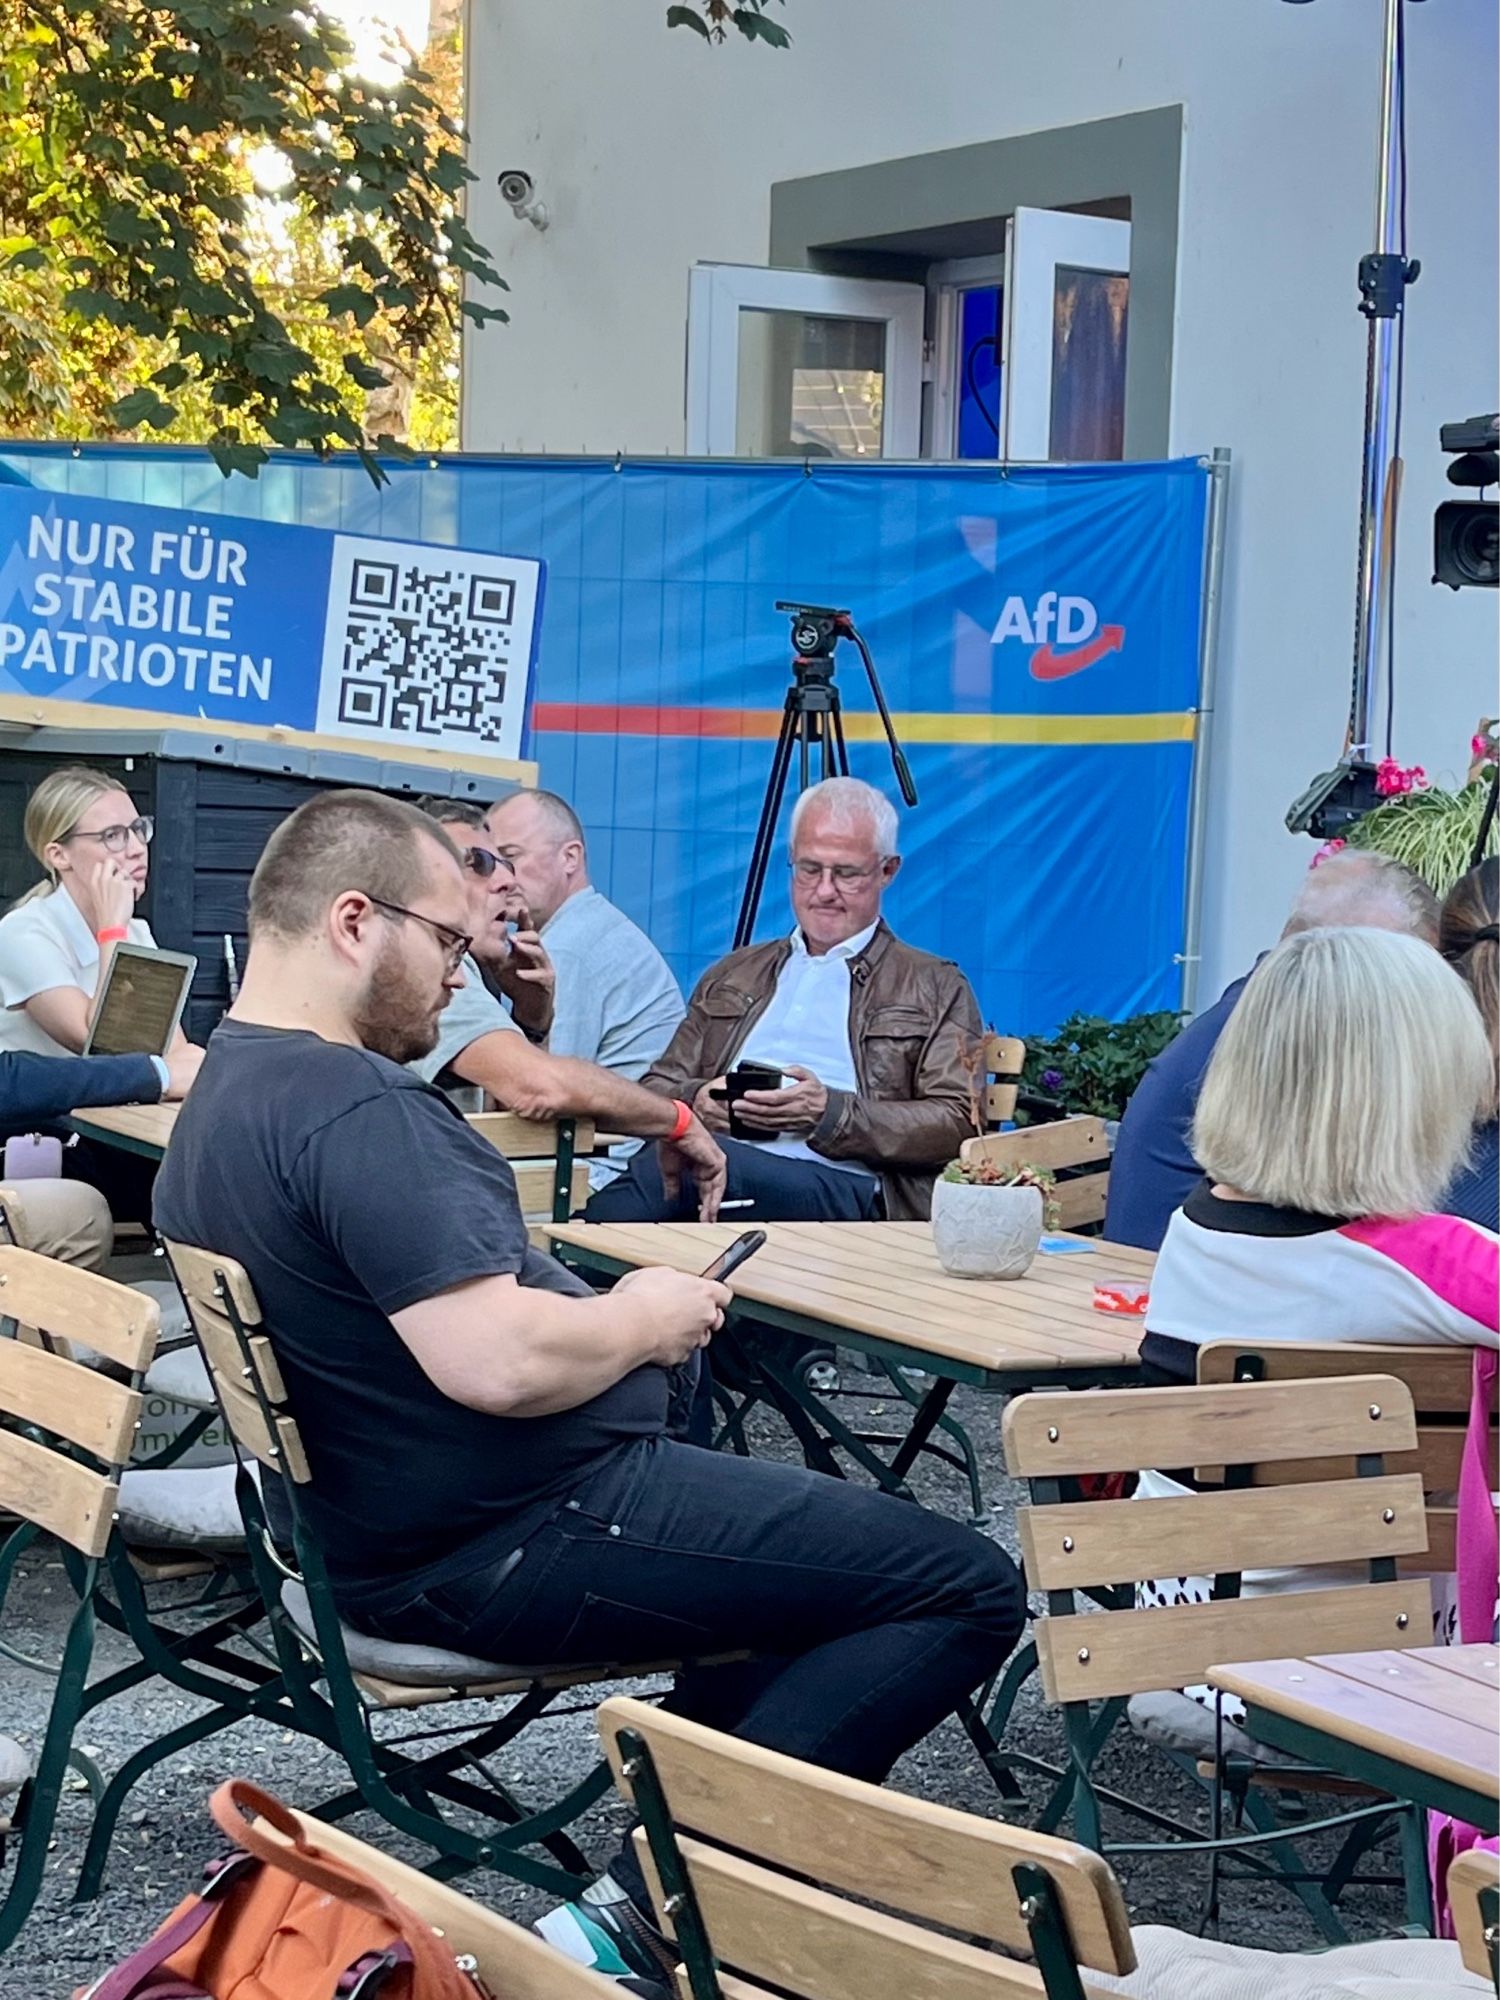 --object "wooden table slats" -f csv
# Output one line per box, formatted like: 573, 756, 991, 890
1210, 1645, 1499, 1823
548, 1220, 1151, 1378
